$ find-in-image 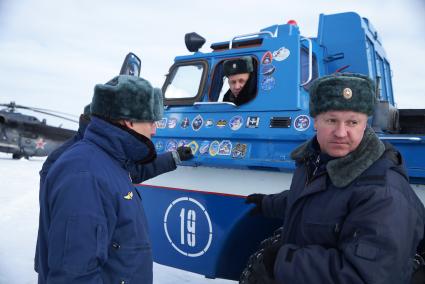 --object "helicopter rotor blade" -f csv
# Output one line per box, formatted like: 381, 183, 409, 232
1, 102, 79, 123
24, 106, 79, 119
28, 109, 79, 123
